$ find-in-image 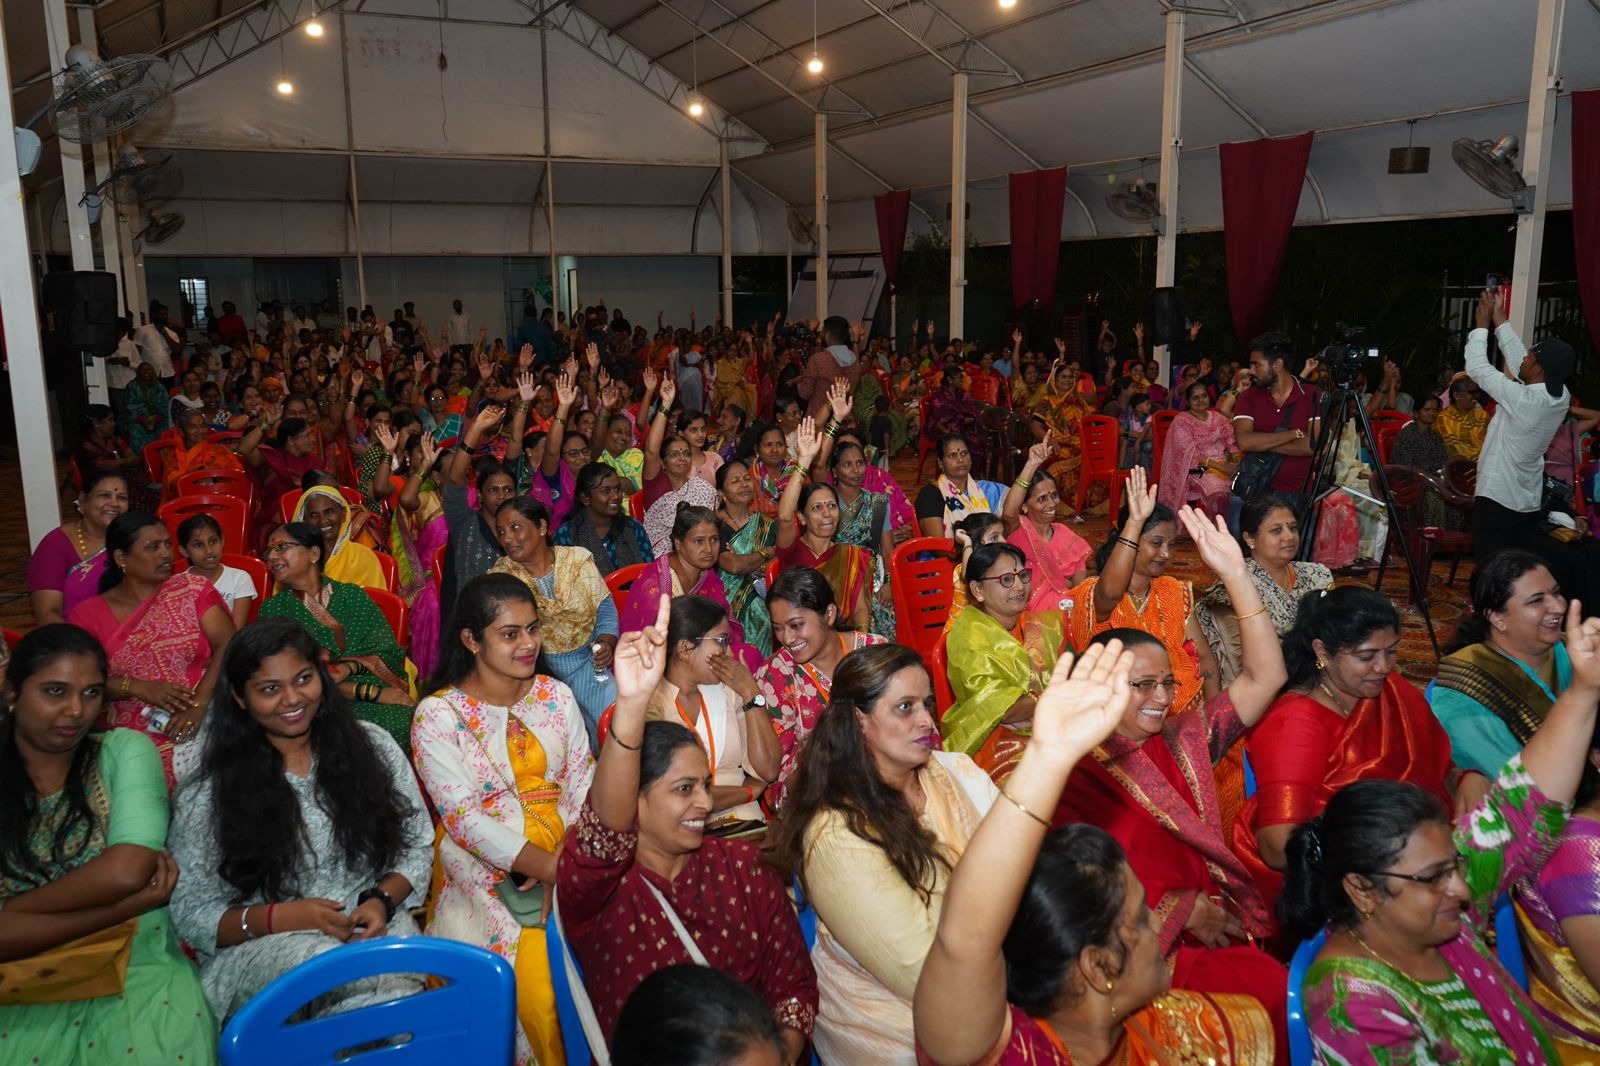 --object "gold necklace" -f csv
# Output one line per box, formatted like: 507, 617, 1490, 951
1316, 676, 1351, 716
74, 519, 92, 558
1127, 586, 1151, 614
